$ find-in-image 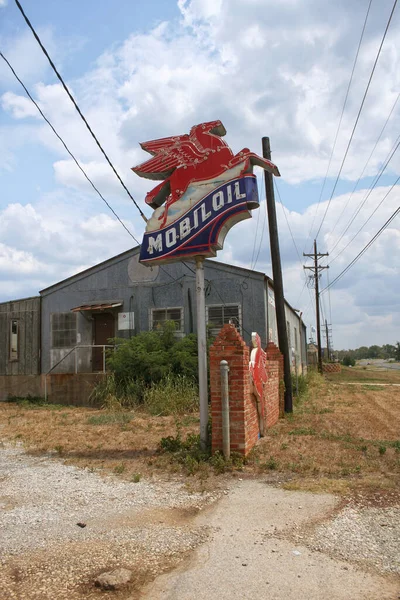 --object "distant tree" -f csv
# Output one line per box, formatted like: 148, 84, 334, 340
367, 345, 382, 359
354, 346, 369, 360
342, 355, 356, 367
382, 344, 396, 359
395, 342, 400, 362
